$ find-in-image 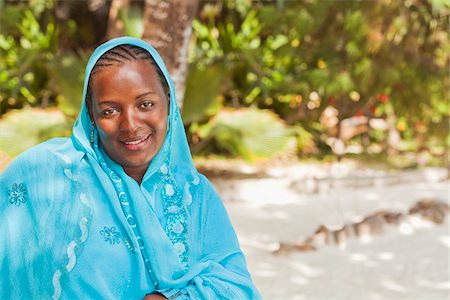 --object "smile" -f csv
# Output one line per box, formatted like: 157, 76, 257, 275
120, 134, 151, 151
